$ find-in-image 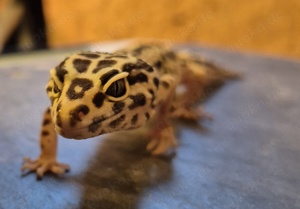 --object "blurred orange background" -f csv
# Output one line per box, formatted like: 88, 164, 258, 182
2, 0, 300, 58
